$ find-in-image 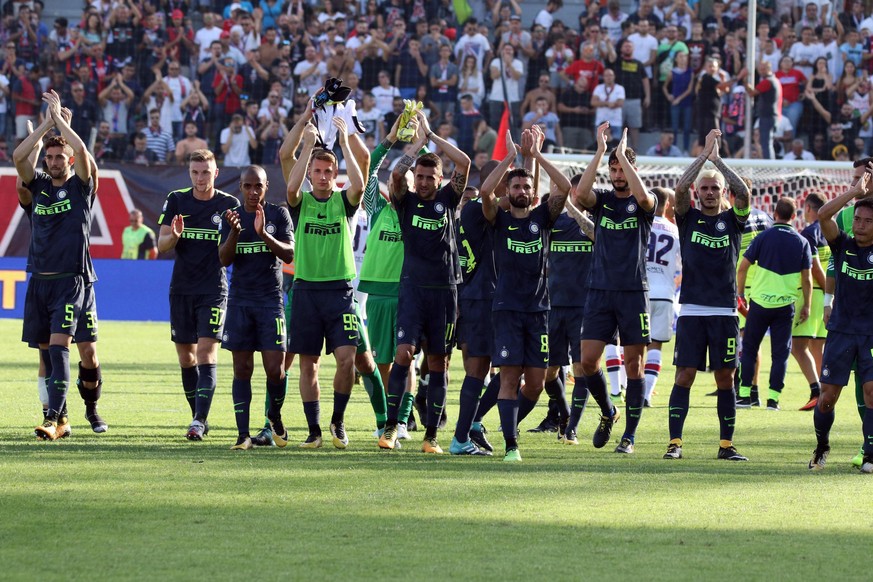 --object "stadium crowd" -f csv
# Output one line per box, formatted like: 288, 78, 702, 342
7, 0, 873, 166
